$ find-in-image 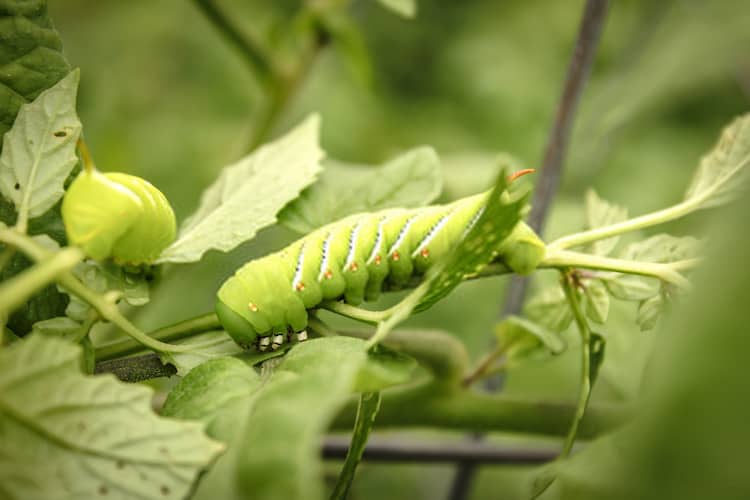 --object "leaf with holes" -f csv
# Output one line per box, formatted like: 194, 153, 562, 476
0, 70, 81, 223
585, 189, 627, 256
158, 115, 324, 263
684, 113, 750, 209
0, 335, 224, 500
279, 146, 442, 234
